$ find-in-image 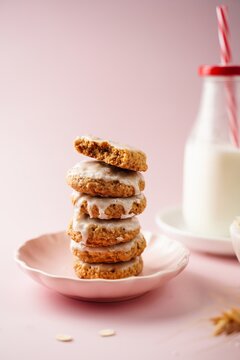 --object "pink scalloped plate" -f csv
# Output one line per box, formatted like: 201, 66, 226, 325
15, 231, 189, 302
